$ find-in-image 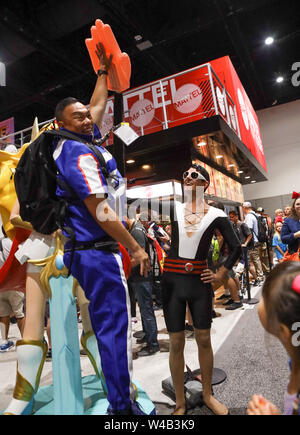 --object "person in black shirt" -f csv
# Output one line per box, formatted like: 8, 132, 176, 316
125, 217, 159, 356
